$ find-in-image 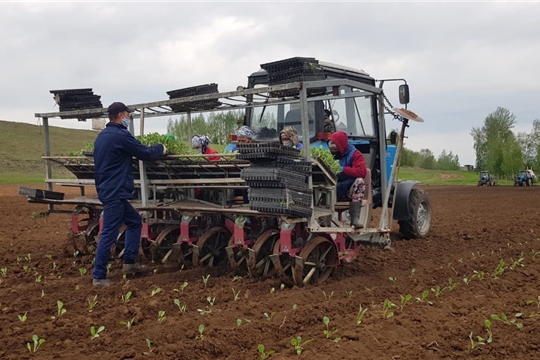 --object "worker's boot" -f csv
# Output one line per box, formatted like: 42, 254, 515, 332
349, 201, 363, 228
123, 263, 148, 275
